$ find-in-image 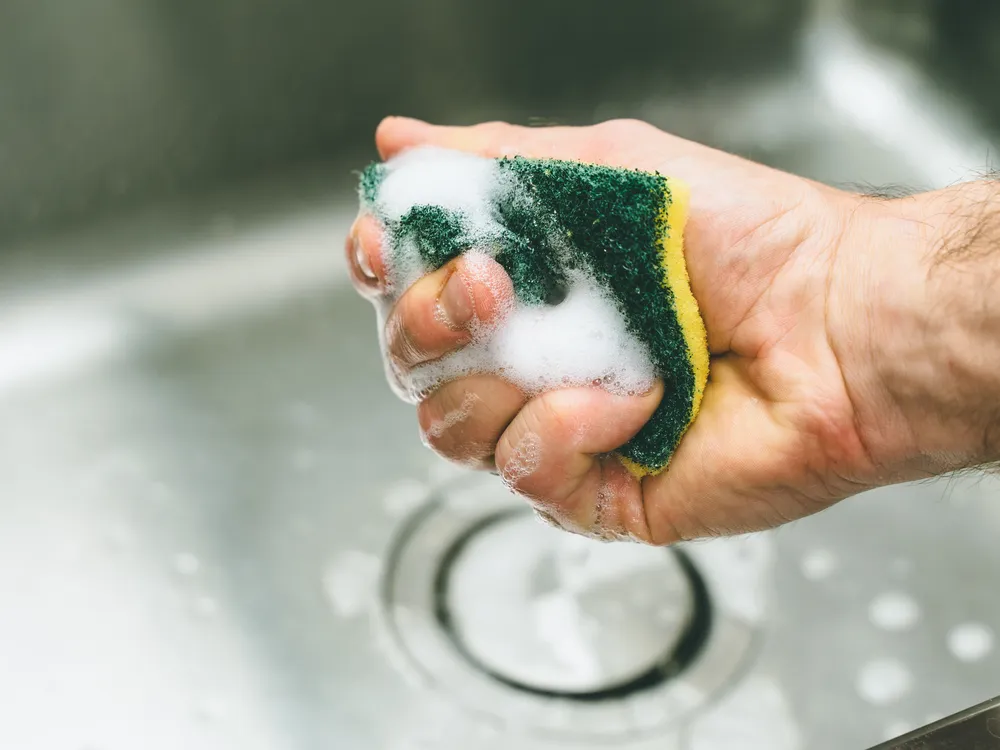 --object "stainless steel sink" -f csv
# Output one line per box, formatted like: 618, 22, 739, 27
1, 2, 999, 749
